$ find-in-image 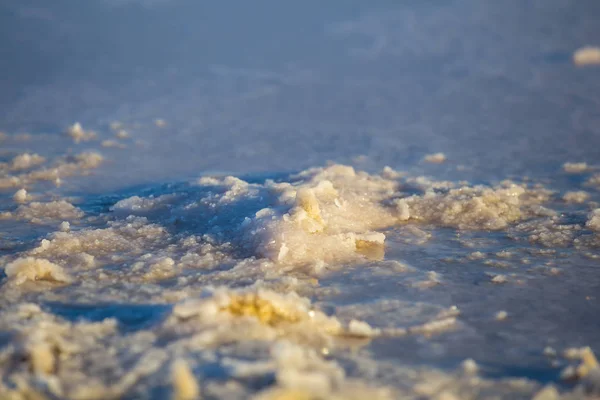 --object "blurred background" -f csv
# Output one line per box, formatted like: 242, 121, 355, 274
1, 0, 600, 190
